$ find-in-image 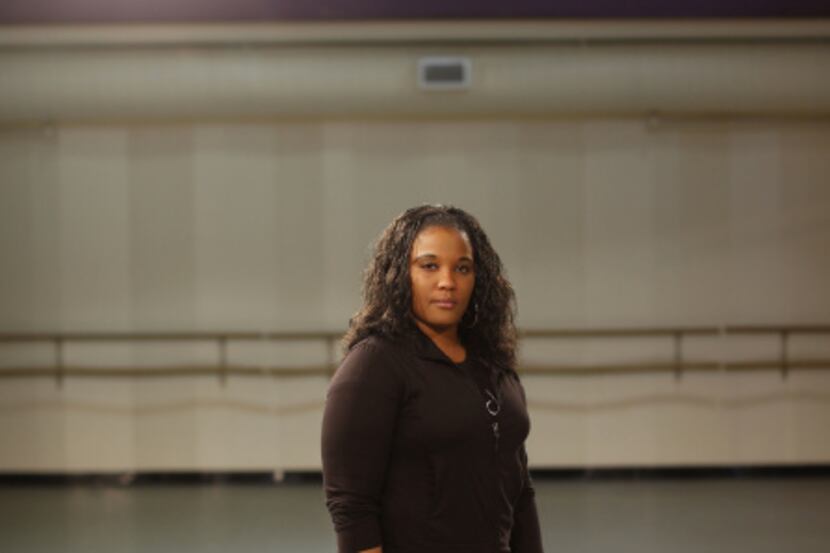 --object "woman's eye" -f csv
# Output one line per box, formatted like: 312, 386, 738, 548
422, 263, 438, 270
457, 265, 472, 274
